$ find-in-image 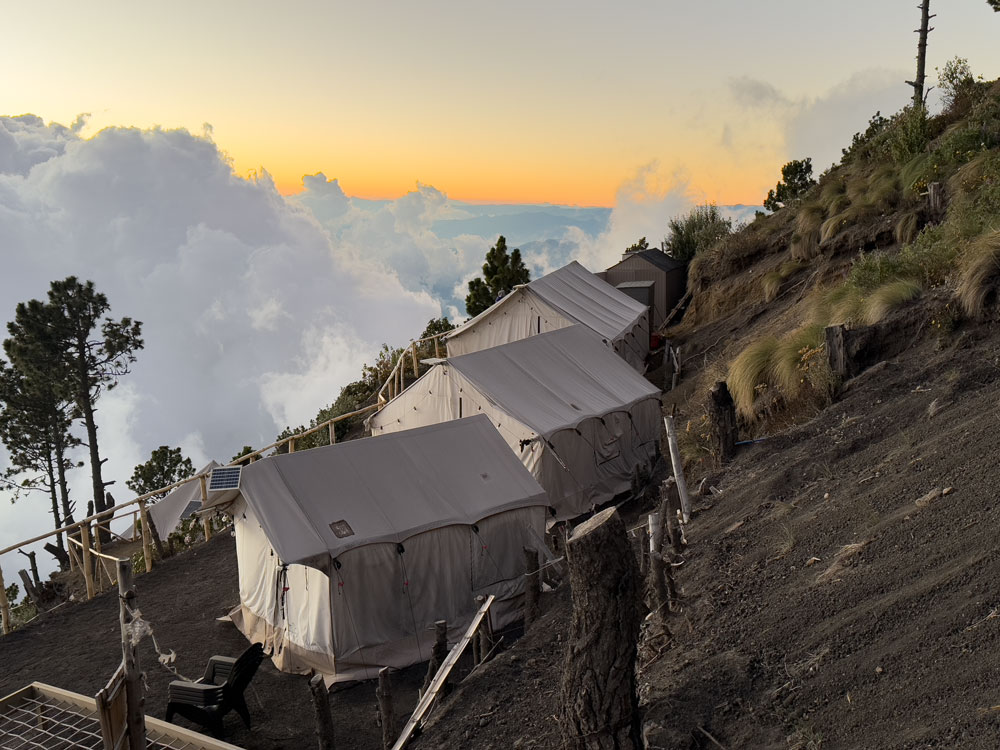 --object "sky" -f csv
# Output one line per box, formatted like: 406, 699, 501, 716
2, 0, 1000, 578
